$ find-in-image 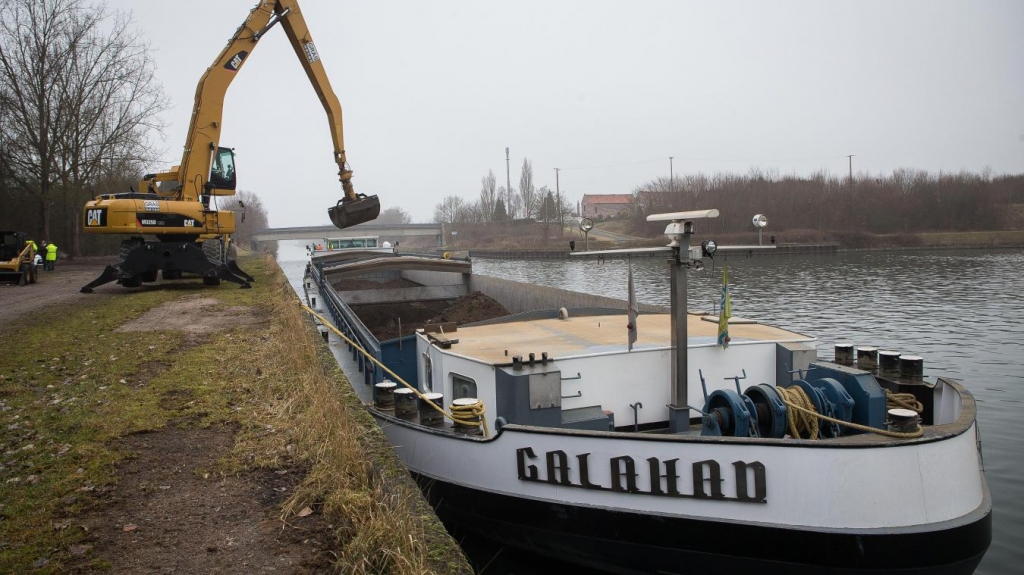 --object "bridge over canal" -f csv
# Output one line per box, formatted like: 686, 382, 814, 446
252, 223, 444, 247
